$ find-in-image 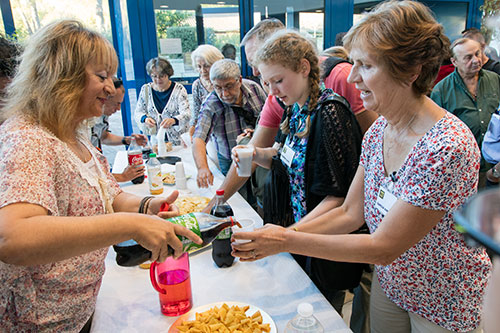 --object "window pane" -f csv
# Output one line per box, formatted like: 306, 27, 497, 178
253, 0, 324, 52
10, 0, 112, 43
0, 7, 5, 36
153, 0, 241, 79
